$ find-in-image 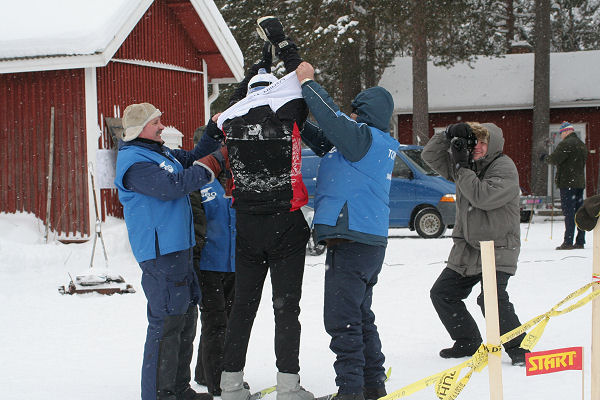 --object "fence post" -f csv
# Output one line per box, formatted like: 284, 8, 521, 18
481, 240, 503, 400
44, 107, 55, 243
592, 222, 600, 398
